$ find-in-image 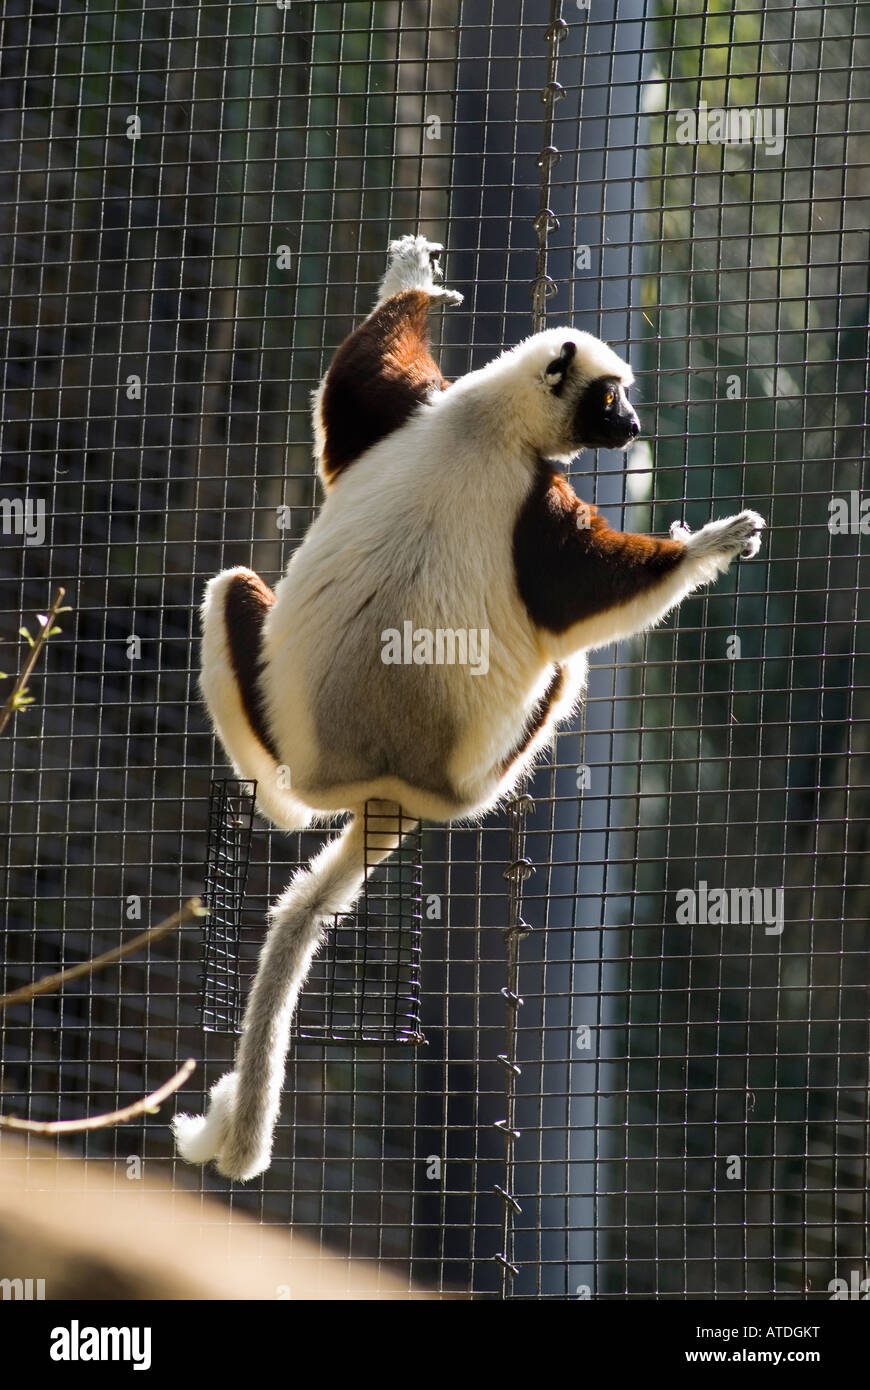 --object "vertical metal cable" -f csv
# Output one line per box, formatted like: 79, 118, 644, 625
531, 8, 567, 333
494, 0, 567, 1298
